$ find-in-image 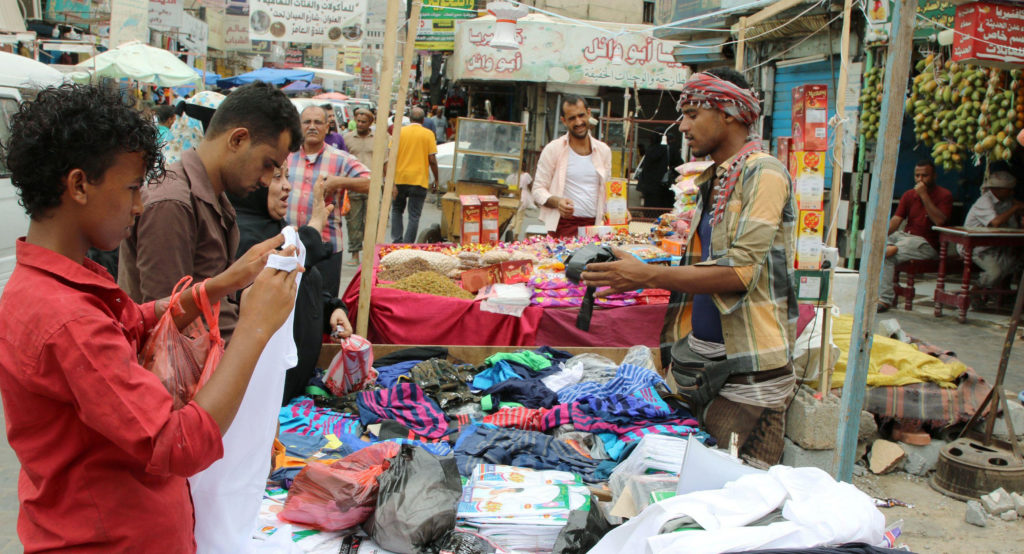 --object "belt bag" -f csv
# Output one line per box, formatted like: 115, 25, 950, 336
670, 339, 746, 422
